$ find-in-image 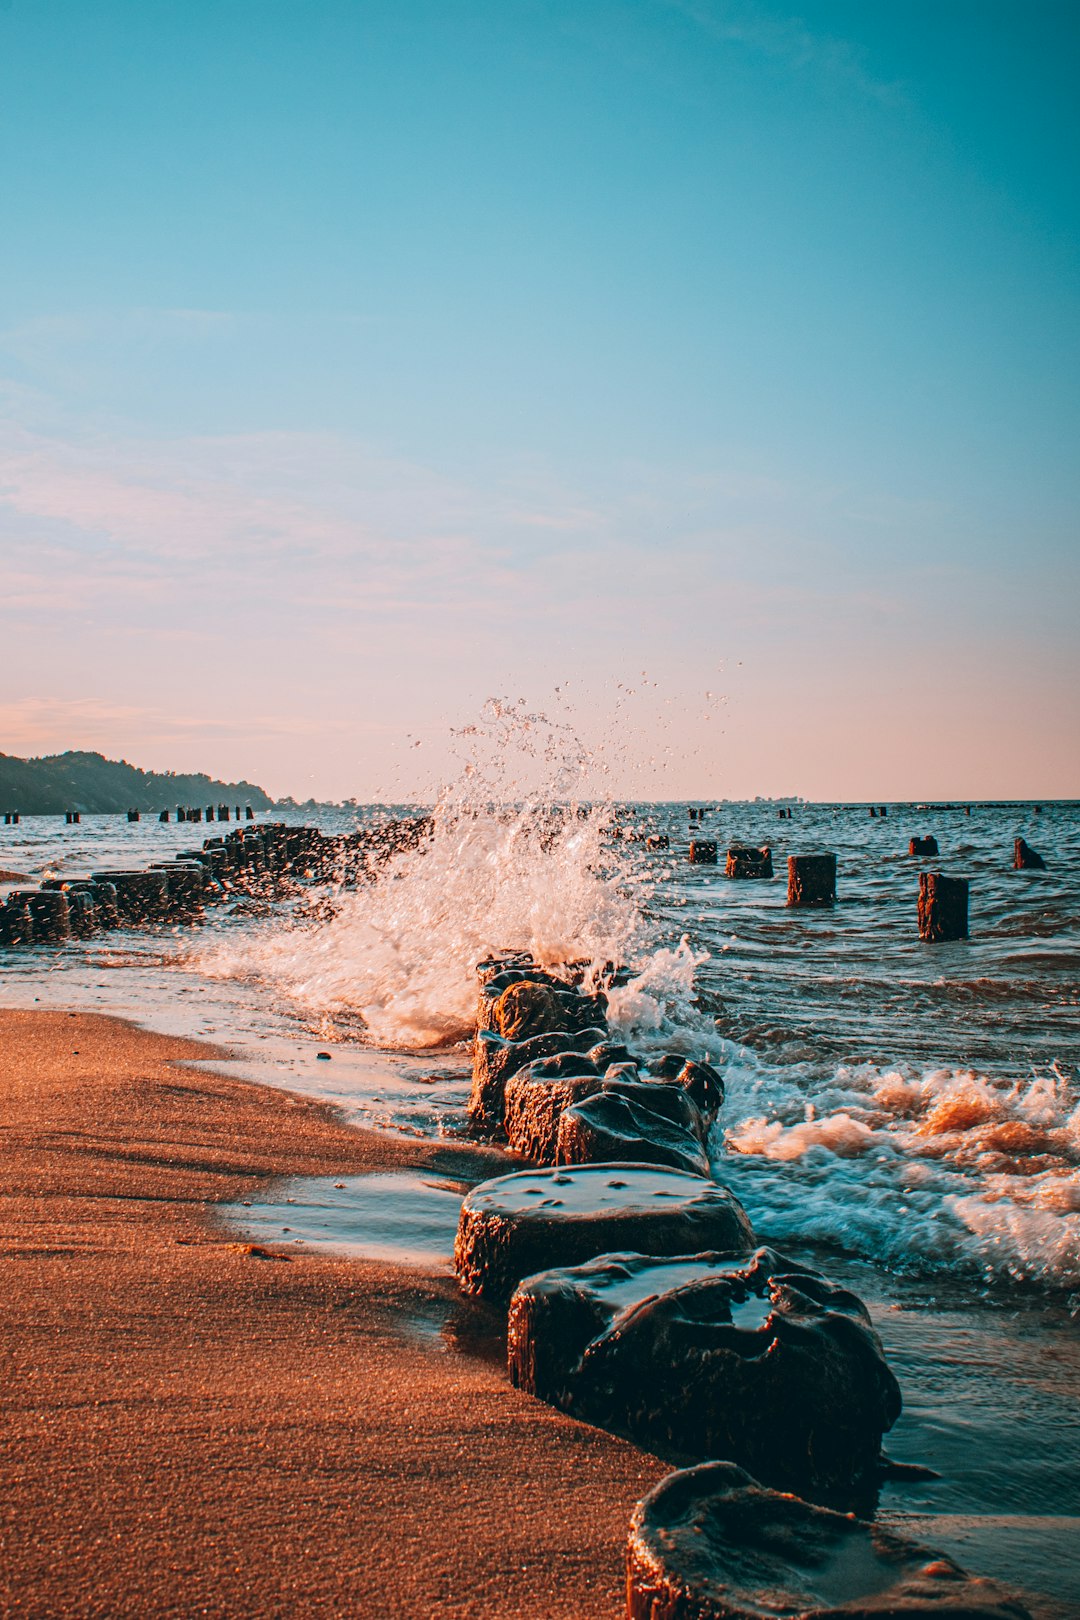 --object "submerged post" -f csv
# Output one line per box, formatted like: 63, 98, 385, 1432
787, 854, 836, 907
688, 841, 718, 865
1013, 837, 1046, 870
918, 873, 969, 942
726, 845, 773, 879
